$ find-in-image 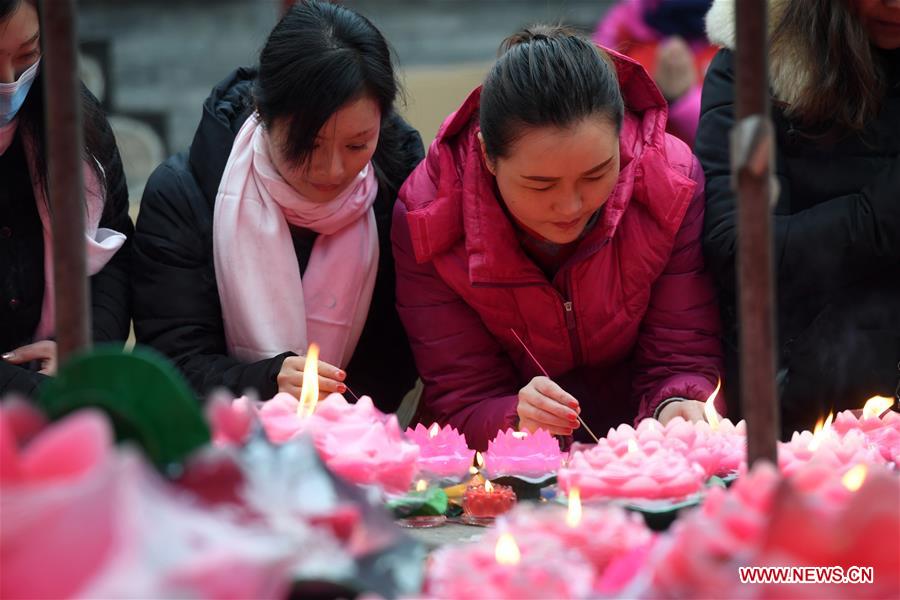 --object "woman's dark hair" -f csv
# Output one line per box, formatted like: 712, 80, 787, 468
480, 25, 624, 159
769, 0, 885, 132
2, 0, 117, 210
255, 0, 407, 193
